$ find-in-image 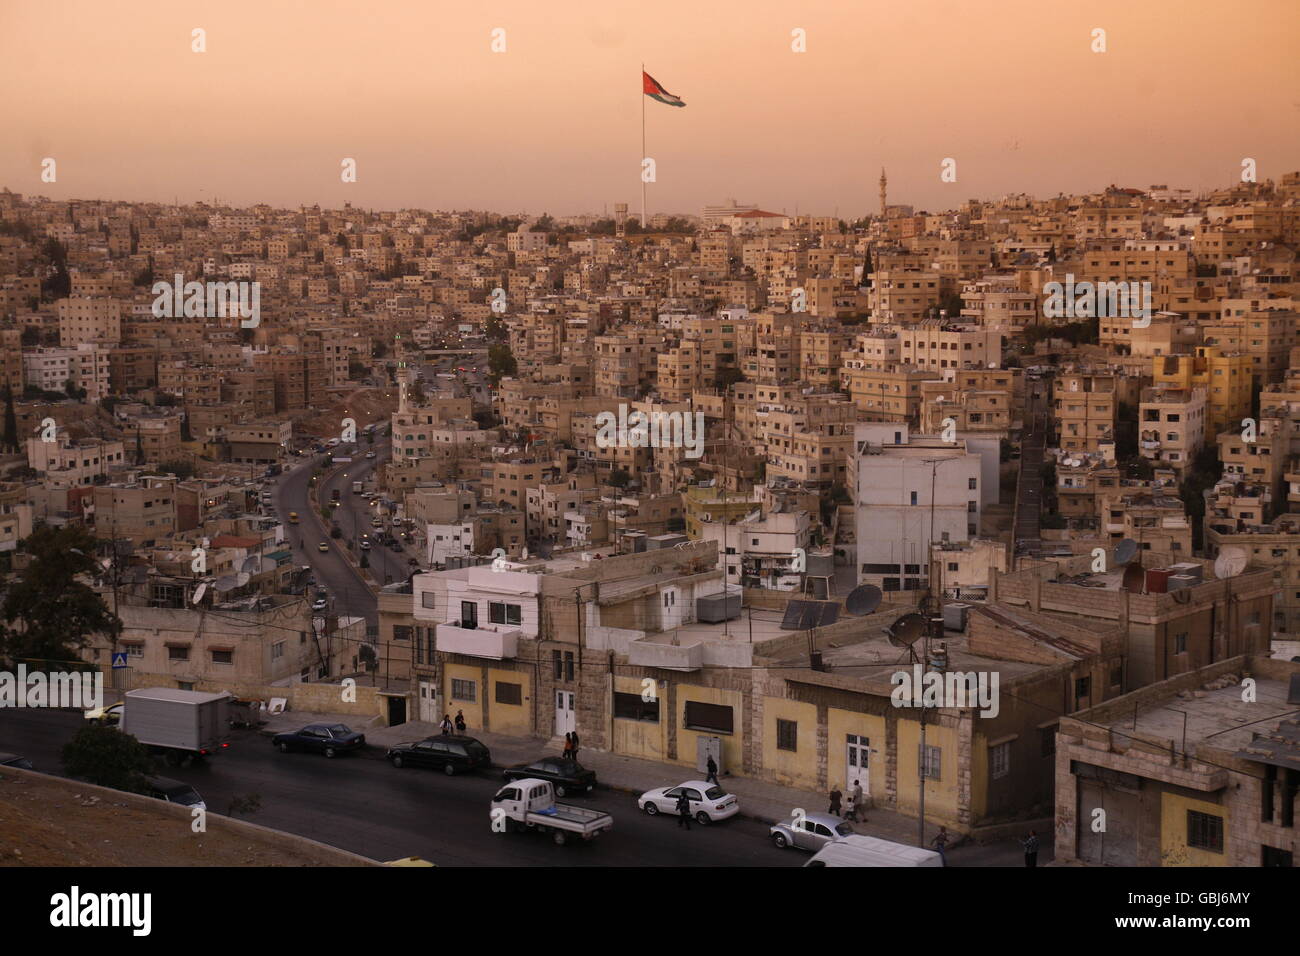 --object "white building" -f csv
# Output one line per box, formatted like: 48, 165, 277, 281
852, 422, 986, 593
